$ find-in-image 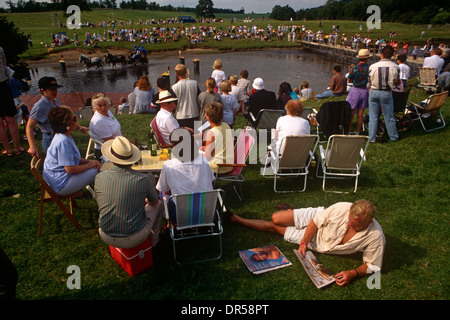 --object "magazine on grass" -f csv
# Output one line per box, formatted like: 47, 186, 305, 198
294, 249, 336, 289
239, 245, 292, 274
